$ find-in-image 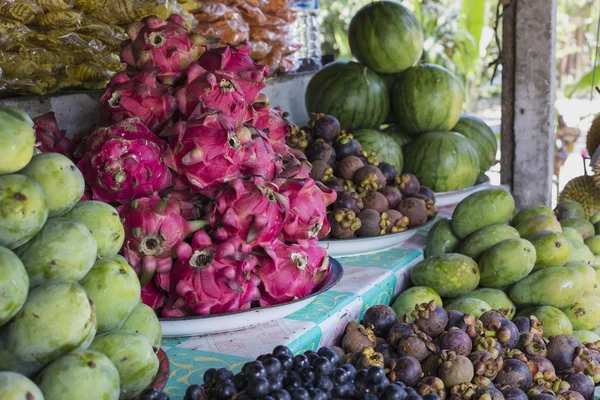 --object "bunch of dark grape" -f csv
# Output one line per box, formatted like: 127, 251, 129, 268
198, 345, 438, 400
